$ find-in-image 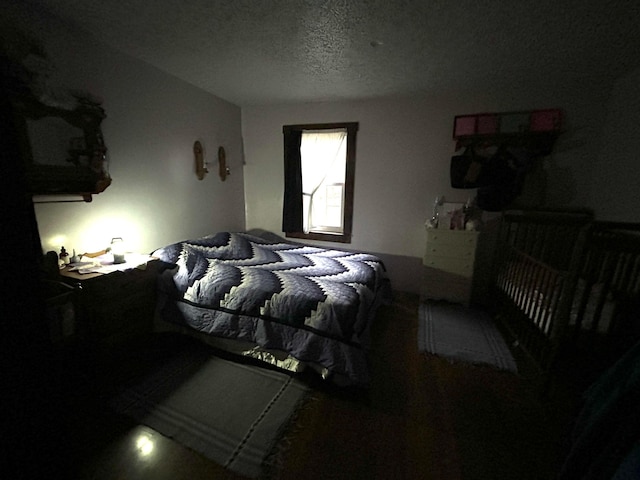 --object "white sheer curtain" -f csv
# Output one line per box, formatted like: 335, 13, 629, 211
300, 129, 347, 233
